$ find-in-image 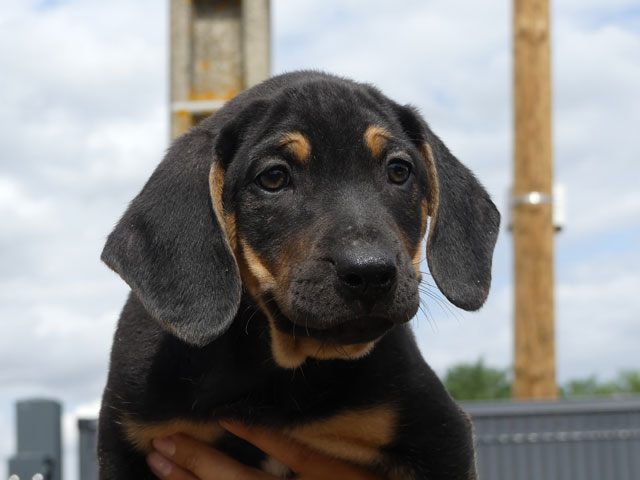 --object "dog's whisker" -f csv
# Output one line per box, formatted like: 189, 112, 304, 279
243, 306, 261, 335
419, 286, 462, 322
417, 300, 438, 333
418, 279, 437, 289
